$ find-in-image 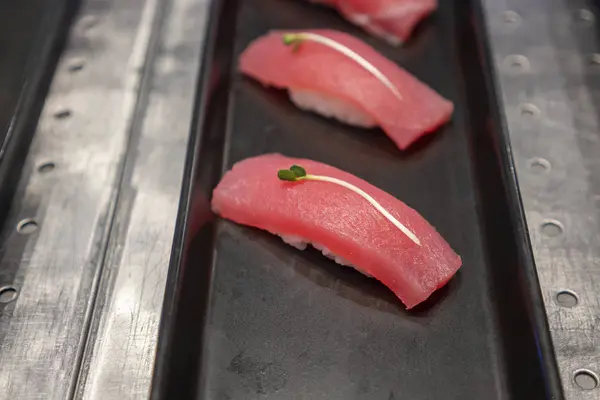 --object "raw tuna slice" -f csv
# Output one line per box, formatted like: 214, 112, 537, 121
211, 154, 462, 309
239, 29, 453, 150
307, 0, 437, 44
